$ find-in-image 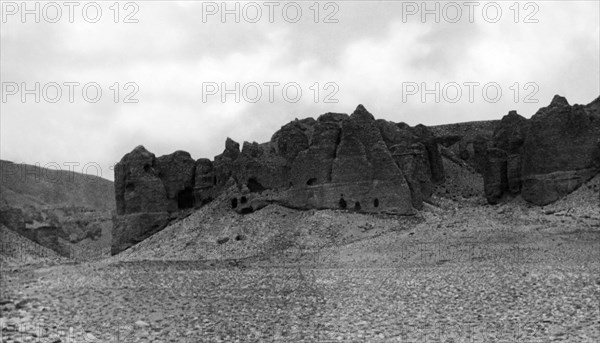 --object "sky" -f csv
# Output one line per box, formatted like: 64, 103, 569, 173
1, 0, 599, 181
